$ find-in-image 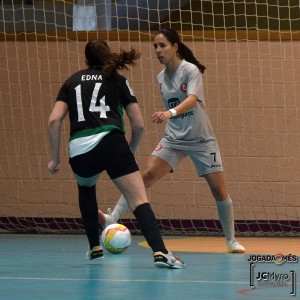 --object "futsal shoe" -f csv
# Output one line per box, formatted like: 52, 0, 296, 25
98, 208, 116, 229
226, 239, 245, 253
86, 245, 104, 260
154, 251, 185, 269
